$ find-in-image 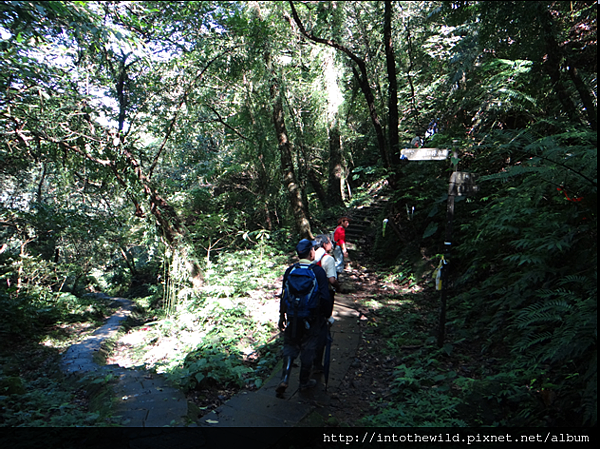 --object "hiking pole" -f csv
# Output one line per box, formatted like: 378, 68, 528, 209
323, 319, 334, 391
